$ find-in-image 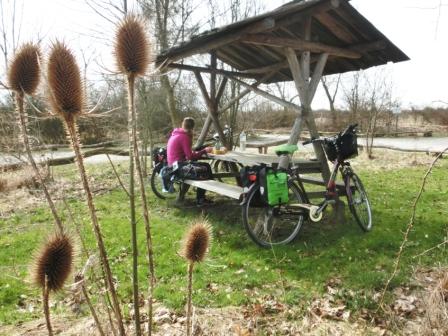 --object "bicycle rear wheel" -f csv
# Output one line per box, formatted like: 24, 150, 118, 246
345, 173, 372, 231
150, 164, 177, 200
242, 180, 306, 248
